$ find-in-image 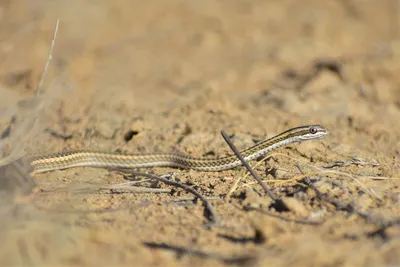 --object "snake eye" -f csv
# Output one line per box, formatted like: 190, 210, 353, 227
310, 127, 318, 134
